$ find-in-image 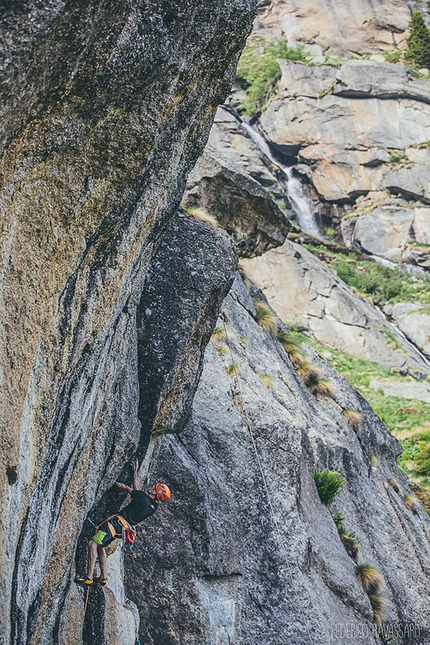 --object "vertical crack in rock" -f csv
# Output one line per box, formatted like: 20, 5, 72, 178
78, 211, 237, 645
